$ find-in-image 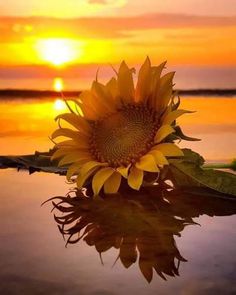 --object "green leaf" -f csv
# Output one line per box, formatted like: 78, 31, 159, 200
174, 126, 201, 141
169, 149, 236, 197
0, 149, 66, 175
